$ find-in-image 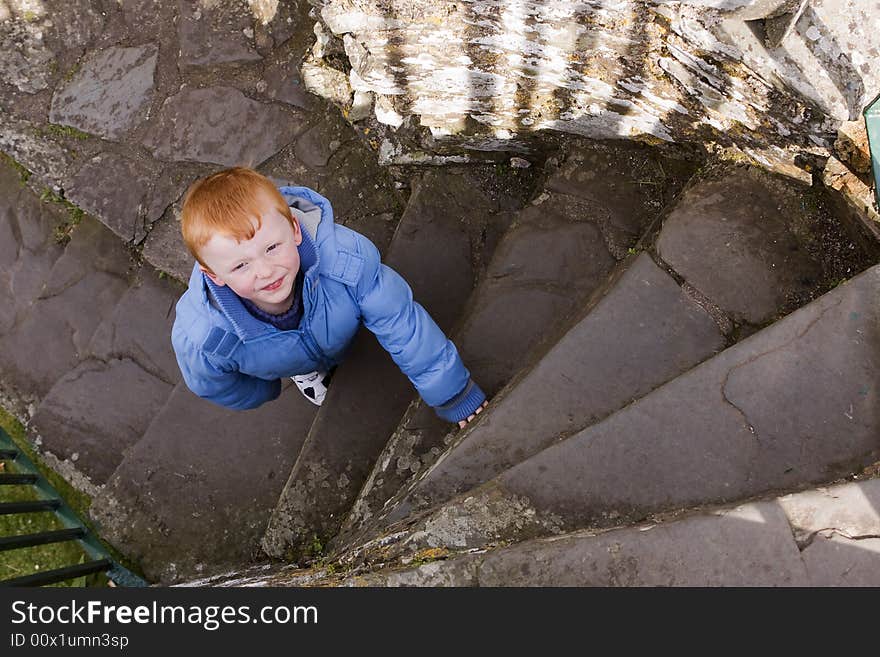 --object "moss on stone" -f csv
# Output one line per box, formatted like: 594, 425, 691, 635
36, 123, 92, 141
39, 188, 86, 244
0, 151, 32, 185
